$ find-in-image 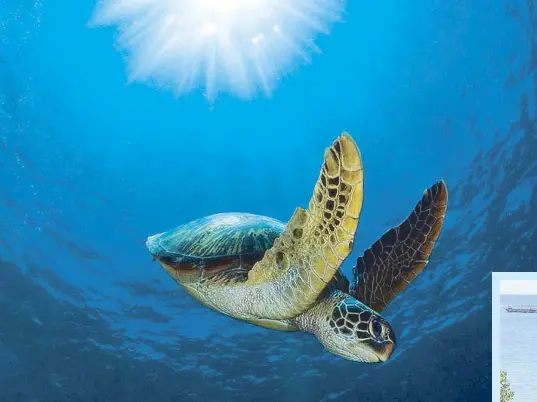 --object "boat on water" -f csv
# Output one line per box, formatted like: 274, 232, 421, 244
504, 305, 537, 313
